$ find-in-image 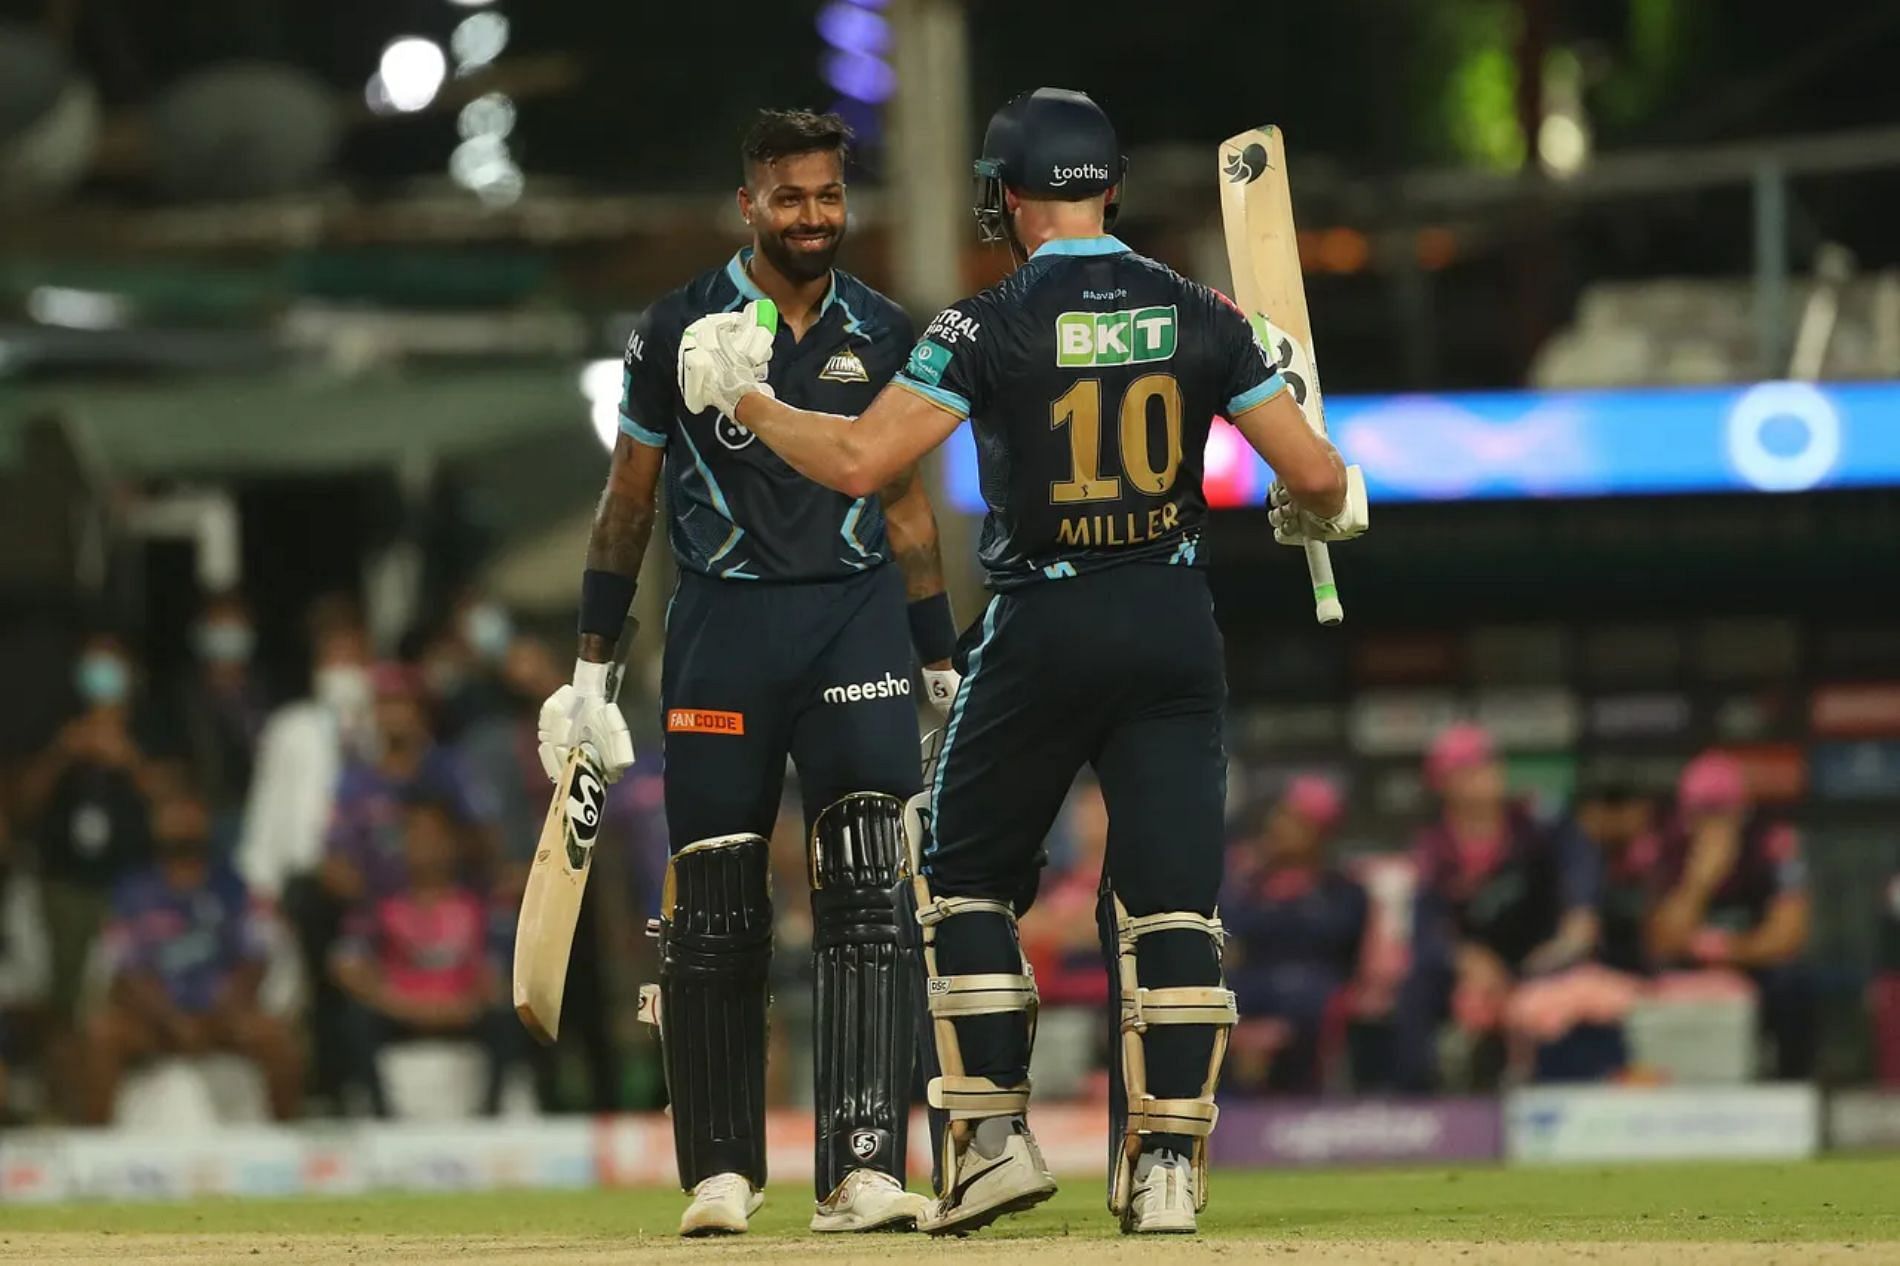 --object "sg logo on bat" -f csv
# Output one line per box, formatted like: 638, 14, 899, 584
564, 764, 605, 868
